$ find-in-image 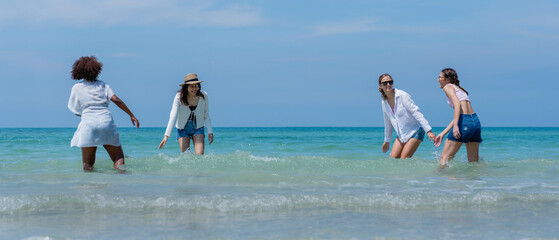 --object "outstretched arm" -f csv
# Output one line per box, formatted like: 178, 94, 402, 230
434, 121, 453, 147
401, 93, 435, 142
110, 95, 139, 128
160, 95, 180, 149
